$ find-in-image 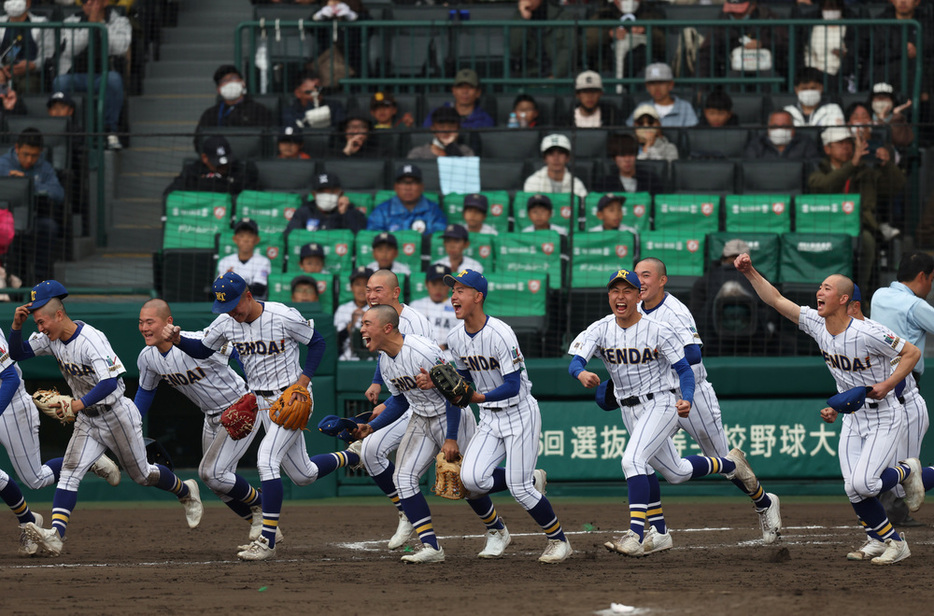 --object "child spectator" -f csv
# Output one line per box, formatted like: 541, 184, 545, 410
594, 133, 665, 194
699, 90, 738, 127
366, 232, 412, 276
368, 164, 447, 234
290, 276, 320, 304
590, 194, 639, 236
216, 219, 271, 299
277, 126, 310, 160
521, 194, 567, 236
632, 104, 678, 161
409, 264, 457, 351
461, 193, 499, 235
334, 266, 375, 361
46, 91, 75, 119
512, 94, 539, 128
523, 134, 588, 198
433, 224, 483, 273
370, 91, 414, 129
286, 172, 367, 233
568, 70, 618, 128
783, 66, 844, 127
298, 242, 327, 274
408, 106, 475, 159
627, 63, 698, 127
